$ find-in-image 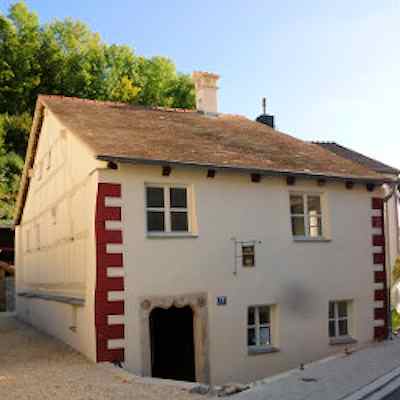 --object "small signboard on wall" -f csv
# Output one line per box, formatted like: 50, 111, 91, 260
217, 296, 227, 306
